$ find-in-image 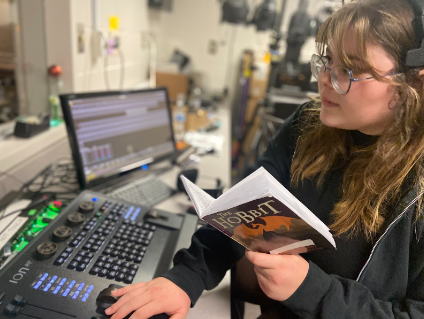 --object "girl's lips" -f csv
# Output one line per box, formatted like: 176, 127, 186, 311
322, 97, 340, 108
